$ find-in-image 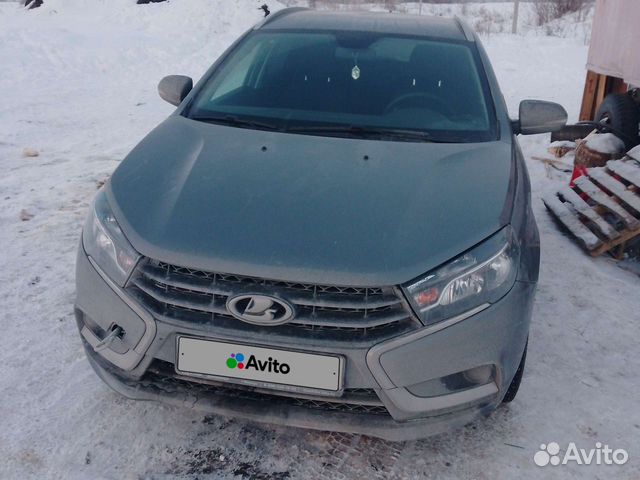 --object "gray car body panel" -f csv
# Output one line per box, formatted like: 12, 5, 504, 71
108, 118, 513, 286
259, 9, 468, 39
108, 12, 519, 287
77, 240, 533, 439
